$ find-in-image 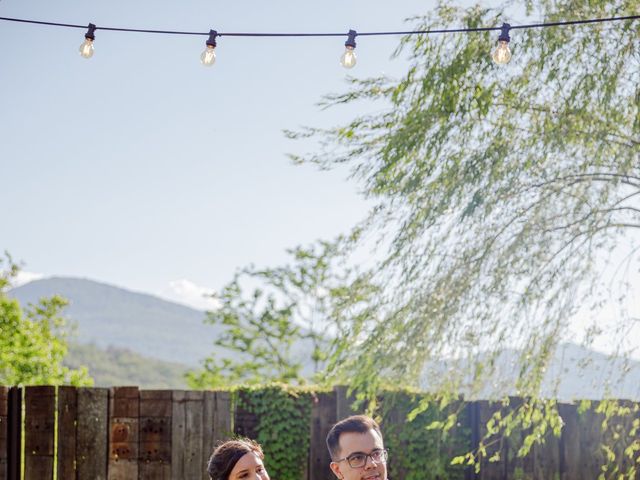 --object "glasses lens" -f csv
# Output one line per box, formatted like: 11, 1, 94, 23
372, 449, 388, 462
346, 450, 387, 468
347, 453, 366, 468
